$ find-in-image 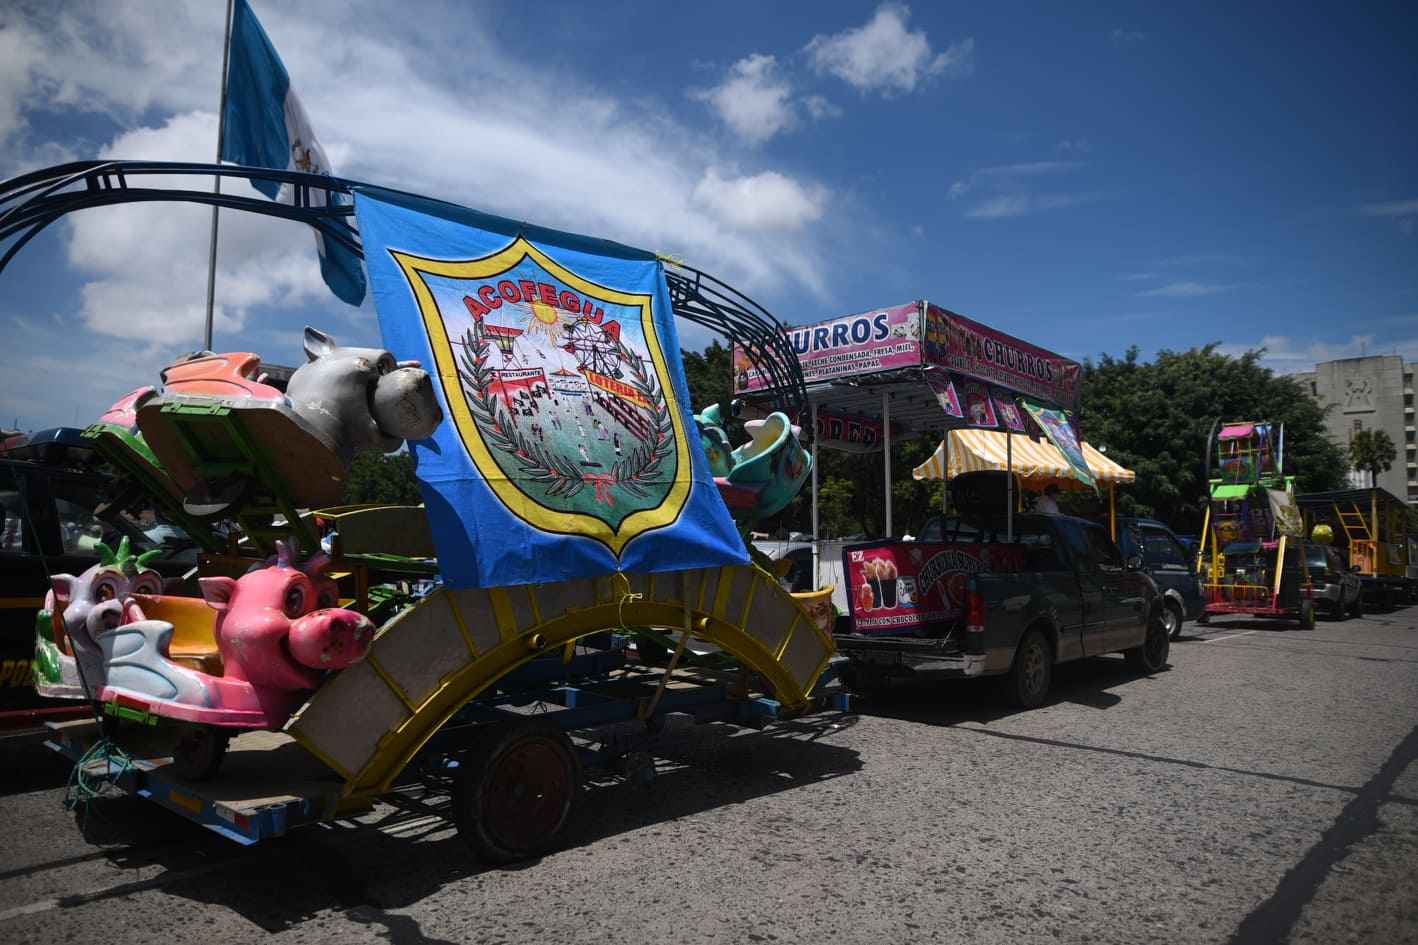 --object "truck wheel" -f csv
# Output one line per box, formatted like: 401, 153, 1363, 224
1162, 599, 1184, 640
1125, 614, 1170, 674
1004, 628, 1051, 709
837, 661, 886, 699
452, 720, 582, 864
170, 726, 230, 781
1298, 600, 1316, 630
